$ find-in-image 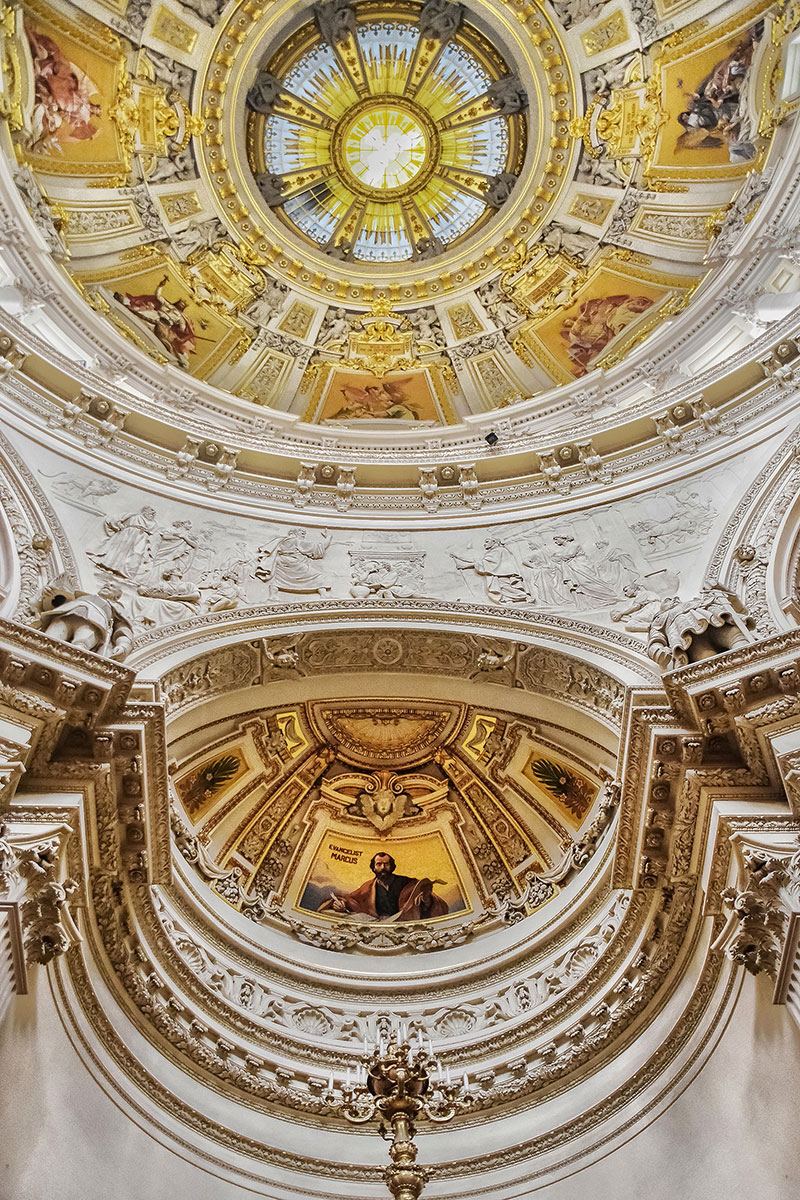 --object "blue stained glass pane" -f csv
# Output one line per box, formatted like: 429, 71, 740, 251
282, 43, 341, 102
429, 193, 487, 242
357, 22, 418, 92
282, 186, 341, 243
351, 225, 413, 262
434, 42, 491, 105
264, 117, 311, 174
